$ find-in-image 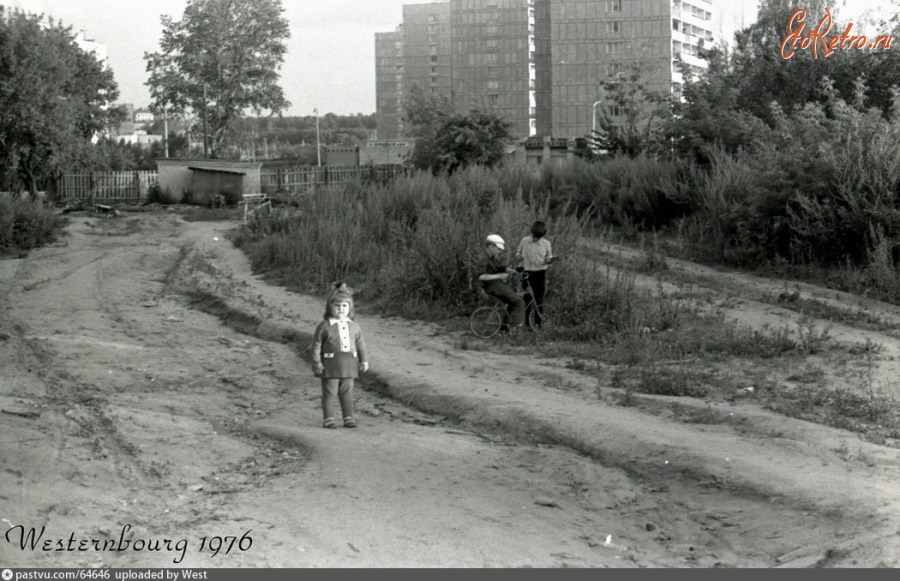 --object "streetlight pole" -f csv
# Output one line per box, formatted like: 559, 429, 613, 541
163, 106, 169, 158
592, 100, 603, 137
202, 83, 209, 158
314, 108, 321, 167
